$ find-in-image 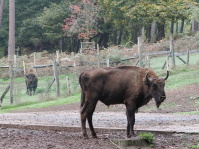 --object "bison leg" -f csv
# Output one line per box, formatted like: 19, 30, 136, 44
126, 105, 136, 138
81, 111, 88, 139
27, 87, 31, 96
87, 100, 98, 138
81, 99, 98, 139
33, 87, 37, 95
